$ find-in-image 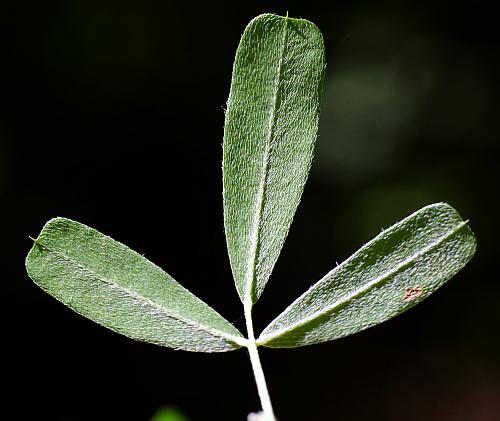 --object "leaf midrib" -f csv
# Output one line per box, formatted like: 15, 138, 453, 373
258, 220, 469, 344
245, 16, 289, 304
34, 242, 245, 346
